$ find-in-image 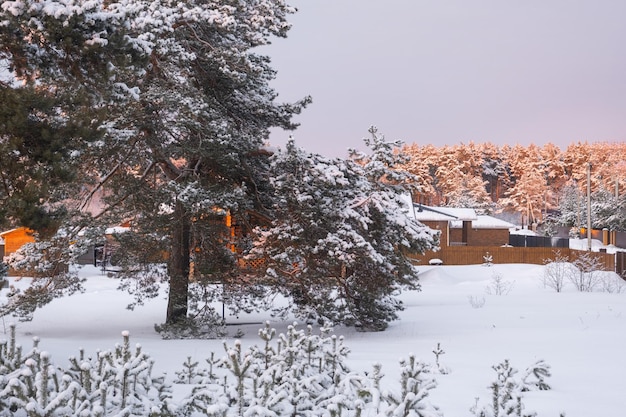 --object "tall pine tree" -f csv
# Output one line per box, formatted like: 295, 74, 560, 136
0, 0, 308, 327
